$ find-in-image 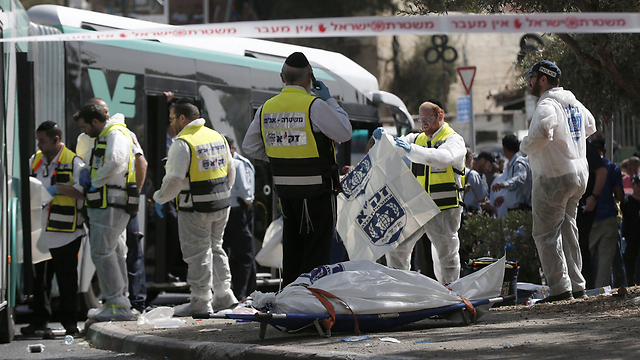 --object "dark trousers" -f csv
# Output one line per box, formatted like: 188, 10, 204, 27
281, 193, 335, 287
577, 209, 596, 289
623, 235, 640, 286
31, 236, 81, 330
222, 206, 257, 301
164, 201, 186, 280
126, 214, 146, 311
